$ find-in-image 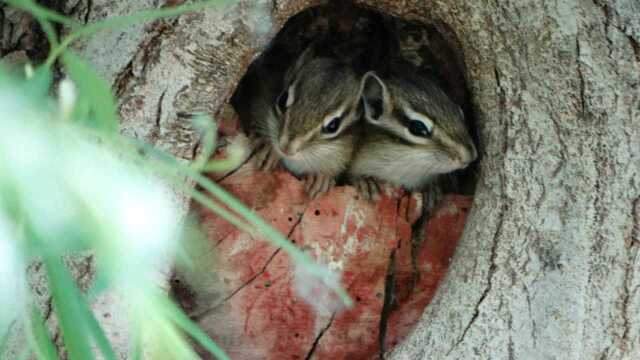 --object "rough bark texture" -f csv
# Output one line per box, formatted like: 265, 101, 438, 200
3, 0, 639, 358
360, 1, 640, 359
